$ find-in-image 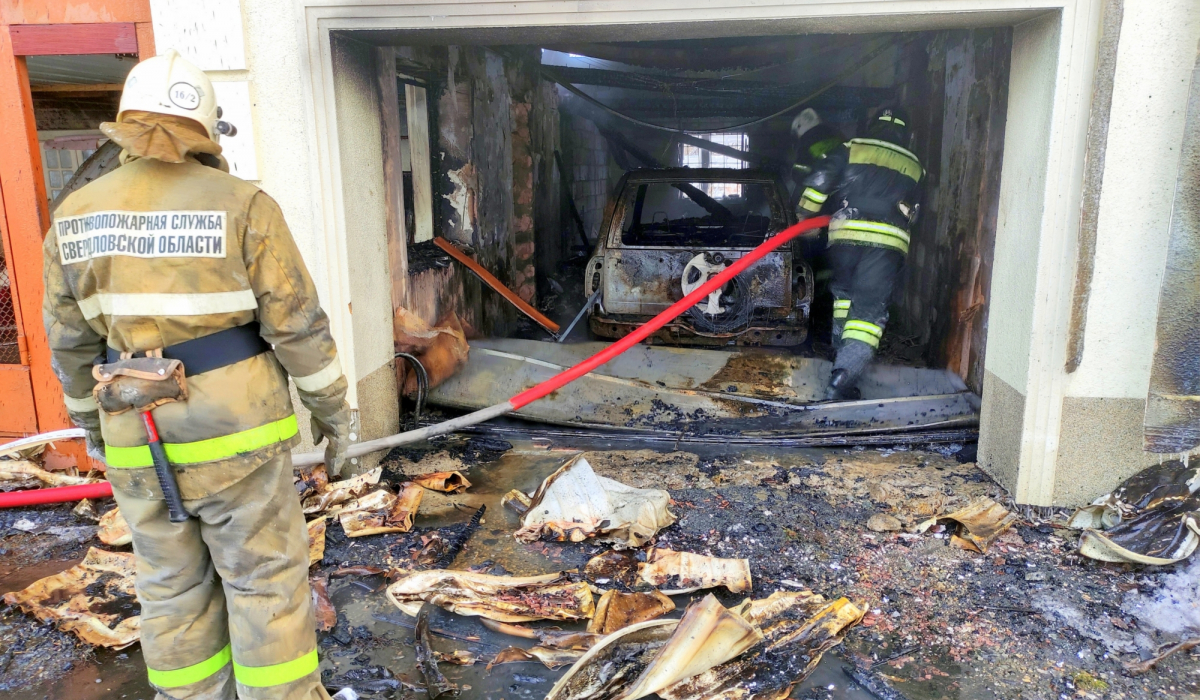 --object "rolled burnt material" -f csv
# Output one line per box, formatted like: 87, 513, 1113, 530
386, 570, 595, 622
